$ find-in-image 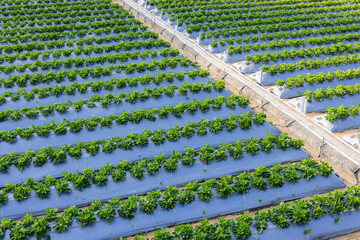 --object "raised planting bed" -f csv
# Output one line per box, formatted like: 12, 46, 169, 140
0, 160, 345, 239
0, 134, 308, 219
127, 186, 360, 240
